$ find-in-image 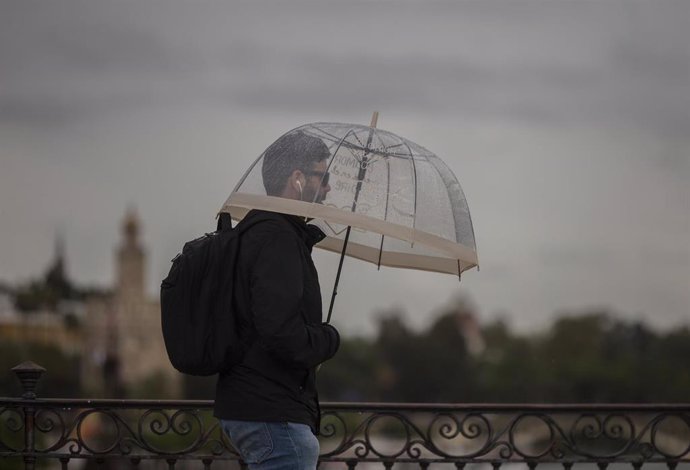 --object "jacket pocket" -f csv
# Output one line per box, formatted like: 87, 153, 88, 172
243, 344, 304, 393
